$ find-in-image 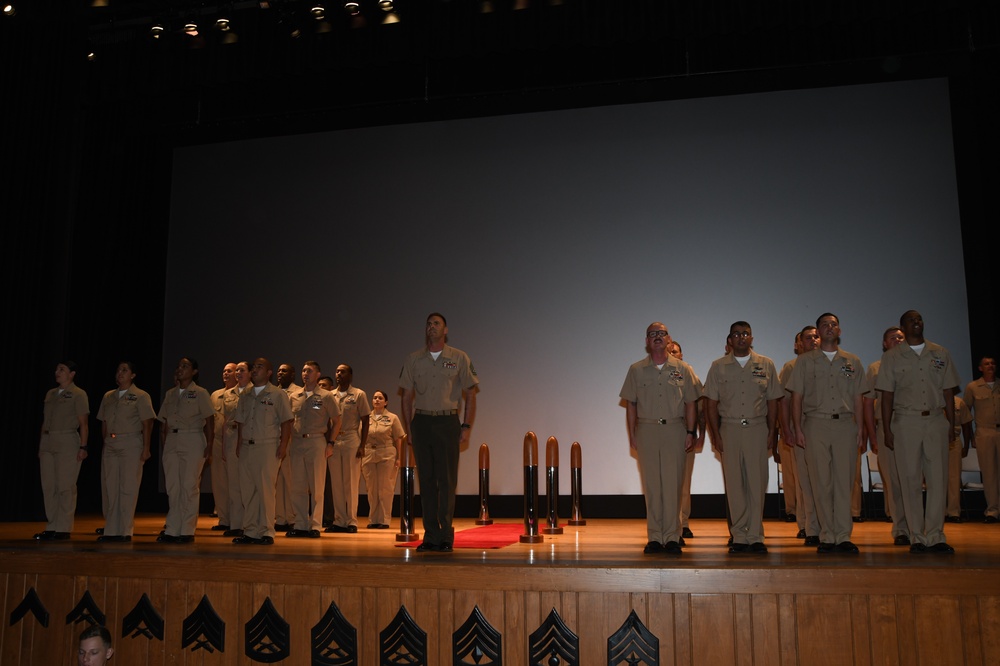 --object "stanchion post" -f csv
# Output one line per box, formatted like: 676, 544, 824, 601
395, 435, 419, 542
543, 436, 563, 534
568, 441, 587, 525
520, 431, 543, 543
476, 443, 493, 525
